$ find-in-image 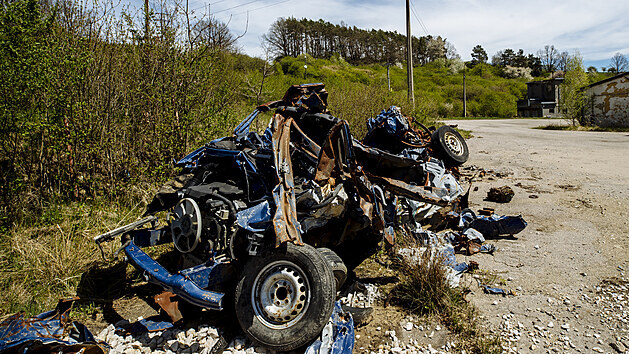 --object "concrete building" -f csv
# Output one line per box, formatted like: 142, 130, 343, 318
517, 78, 564, 118
582, 72, 629, 127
